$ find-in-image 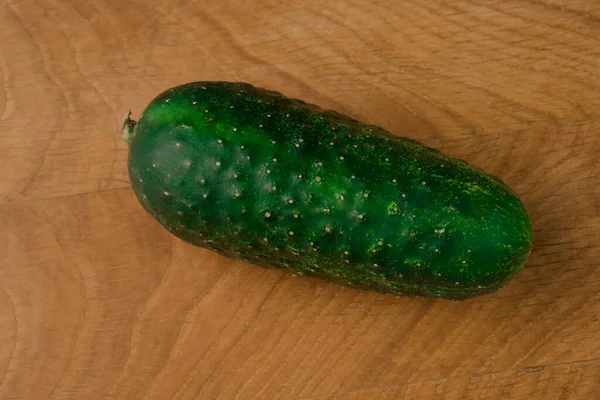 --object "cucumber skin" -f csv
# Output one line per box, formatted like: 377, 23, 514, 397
124, 81, 533, 300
